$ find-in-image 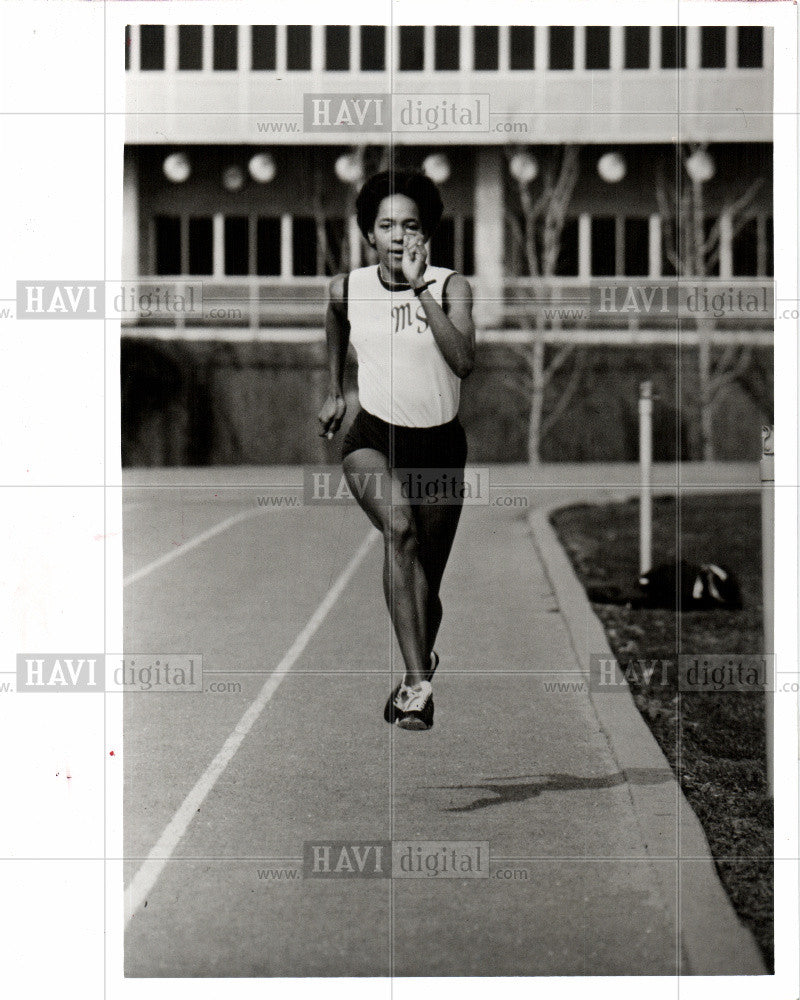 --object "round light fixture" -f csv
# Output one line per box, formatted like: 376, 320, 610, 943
222, 165, 245, 192
248, 152, 276, 183
685, 148, 716, 184
597, 152, 627, 183
163, 152, 191, 183
508, 151, 538, 184
334, 152, 364, 185
422, 153, 451, 185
